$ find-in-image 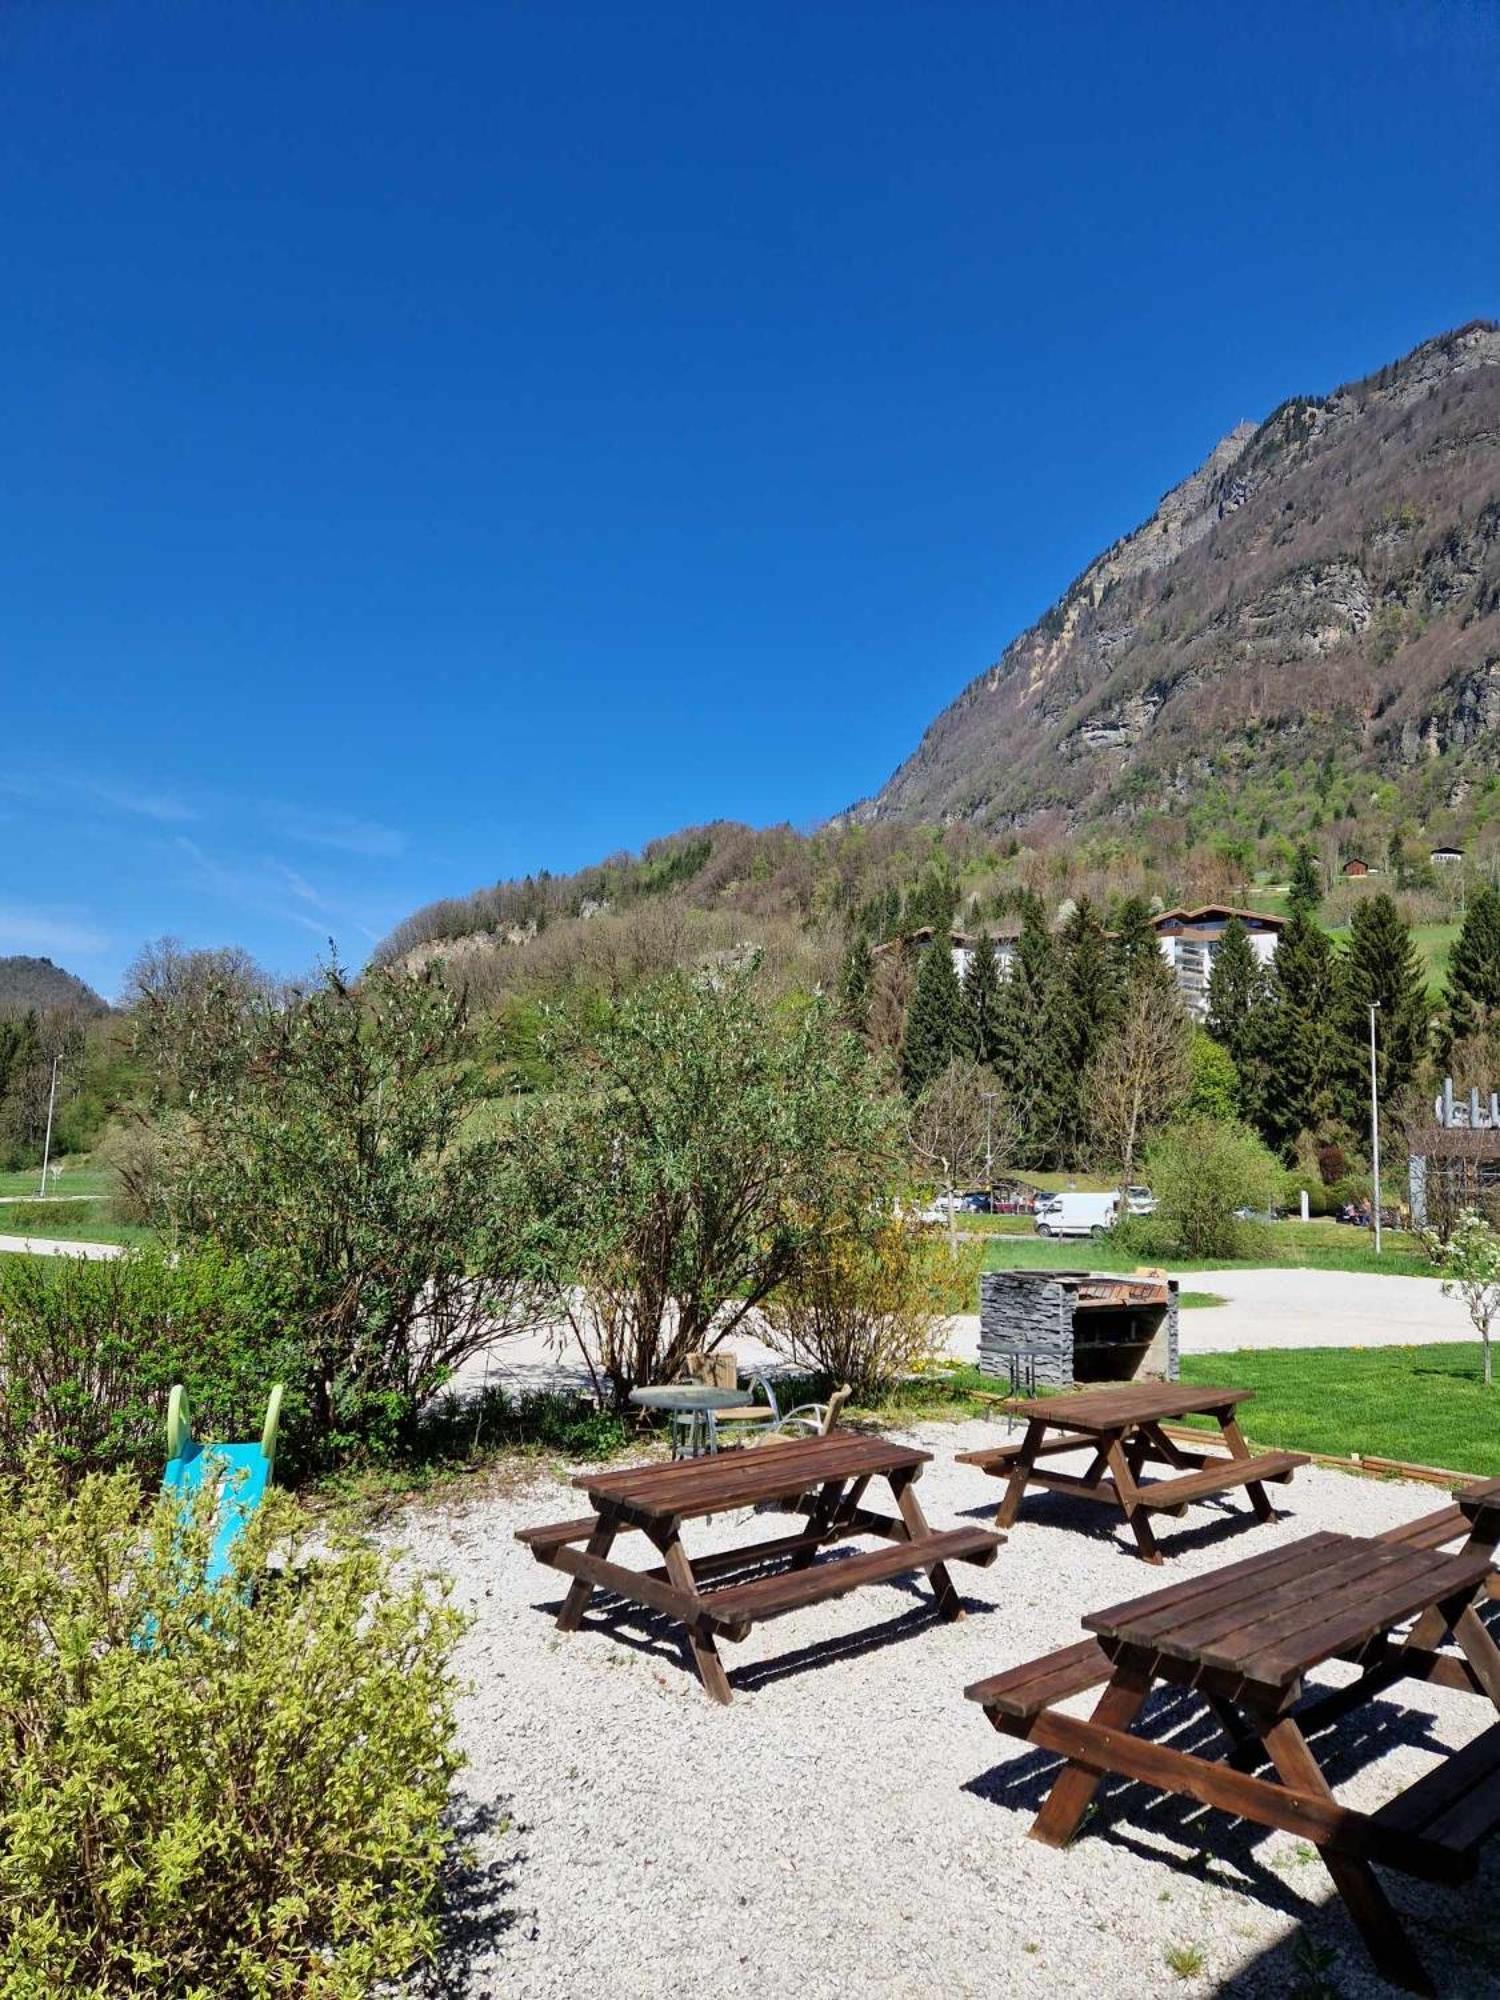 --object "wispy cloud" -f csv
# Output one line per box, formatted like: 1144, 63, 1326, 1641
0, 903, 109, 957
84, 780, 198, 823
266, 806, 406, 858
